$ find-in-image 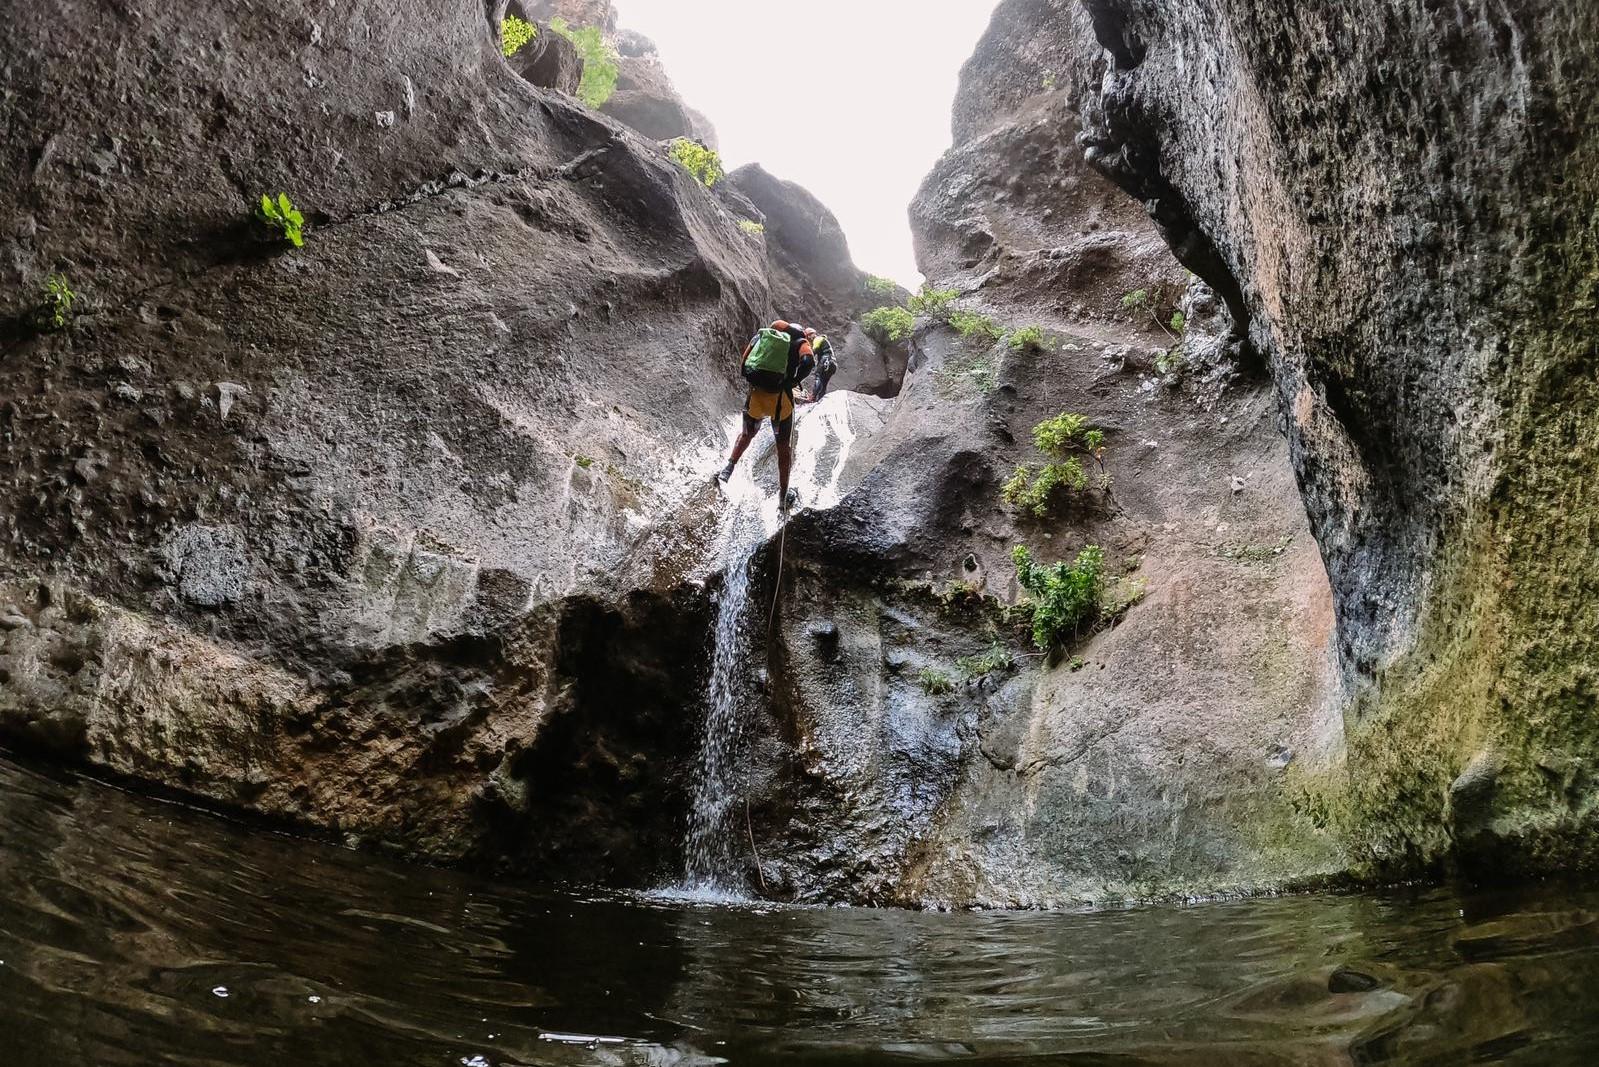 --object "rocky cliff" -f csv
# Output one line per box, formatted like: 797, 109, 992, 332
1063, 0, 1599, 879
0, 0, 887, 884
3, 0, 1593, 908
